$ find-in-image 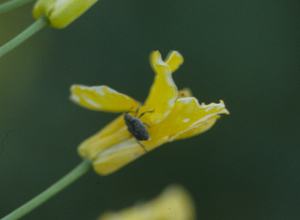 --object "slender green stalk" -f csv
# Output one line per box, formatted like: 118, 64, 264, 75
0, 0, 34, 14
1, 159, 92, 220
0, 15, 48, 58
